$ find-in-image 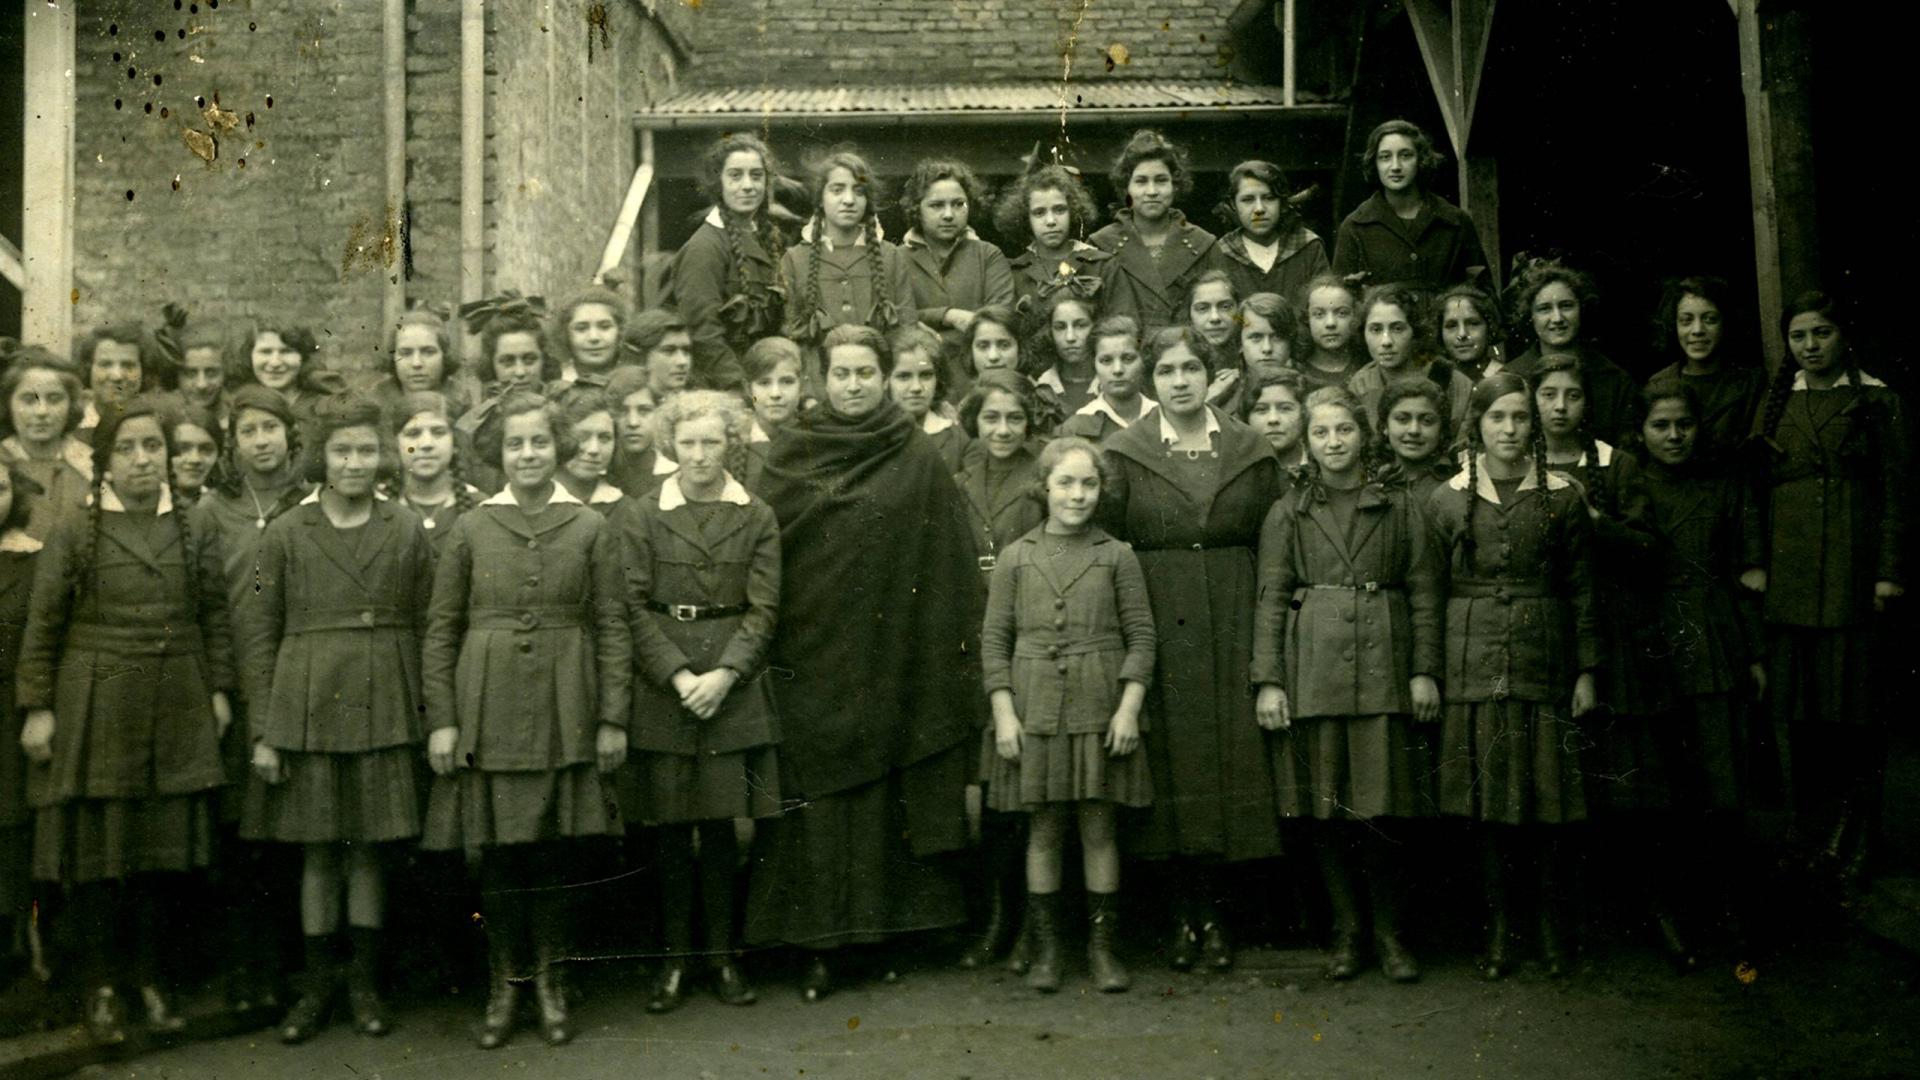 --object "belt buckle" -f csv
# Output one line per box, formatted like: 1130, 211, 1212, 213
977, 555, 997, 572
670, 604, 700, 622
1363, 581, 1379, 593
